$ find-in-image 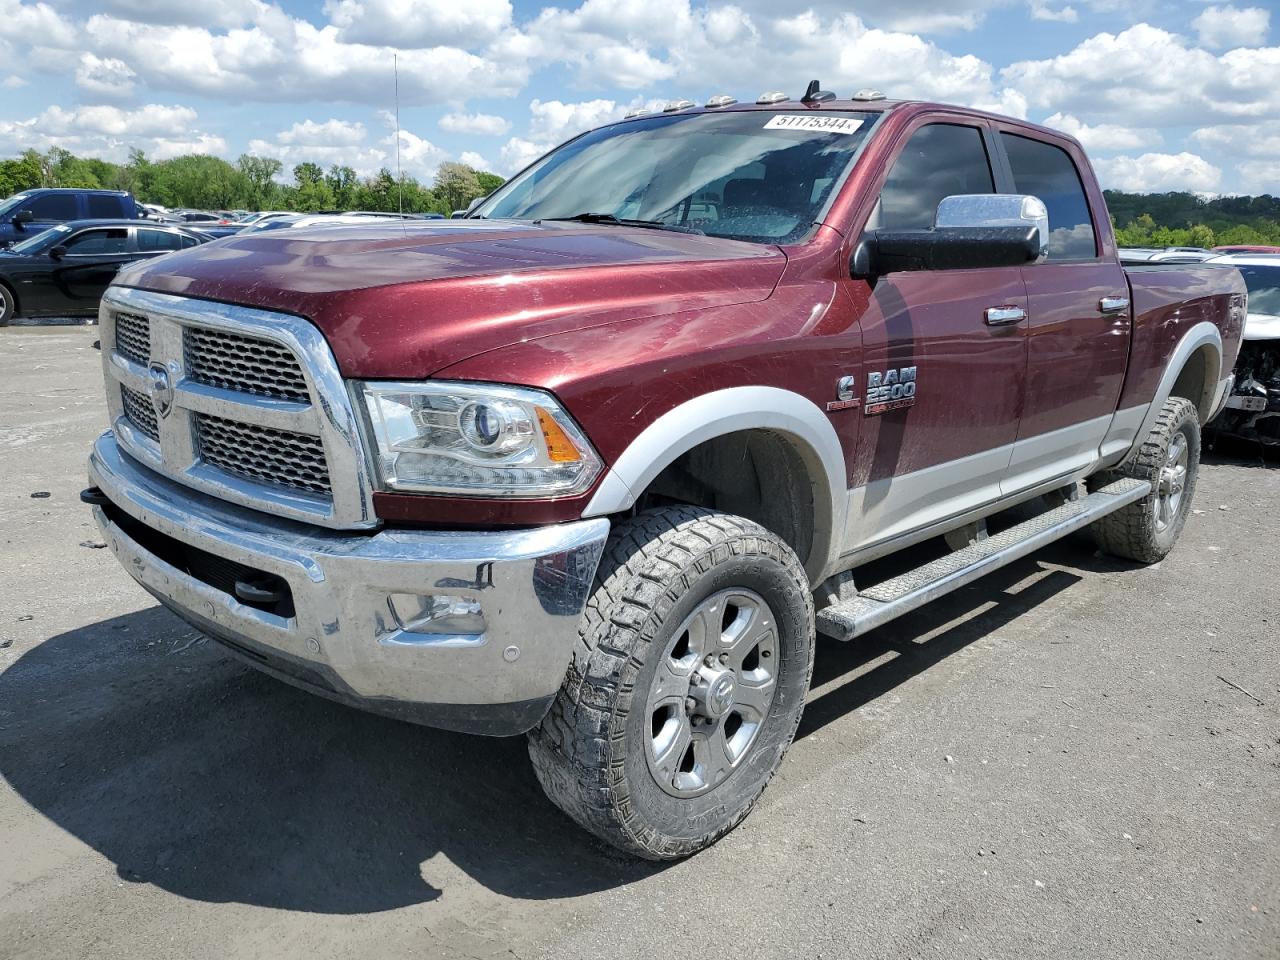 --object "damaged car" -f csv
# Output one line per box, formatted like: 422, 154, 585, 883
1206, 254, 1280, 449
